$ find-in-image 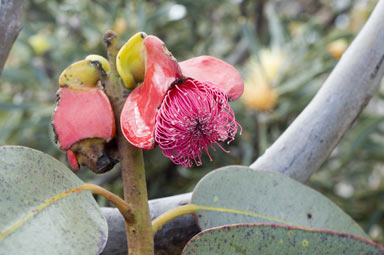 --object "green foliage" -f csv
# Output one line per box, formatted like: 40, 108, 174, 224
0, 0, 383, 244
1, 148, 381, 254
